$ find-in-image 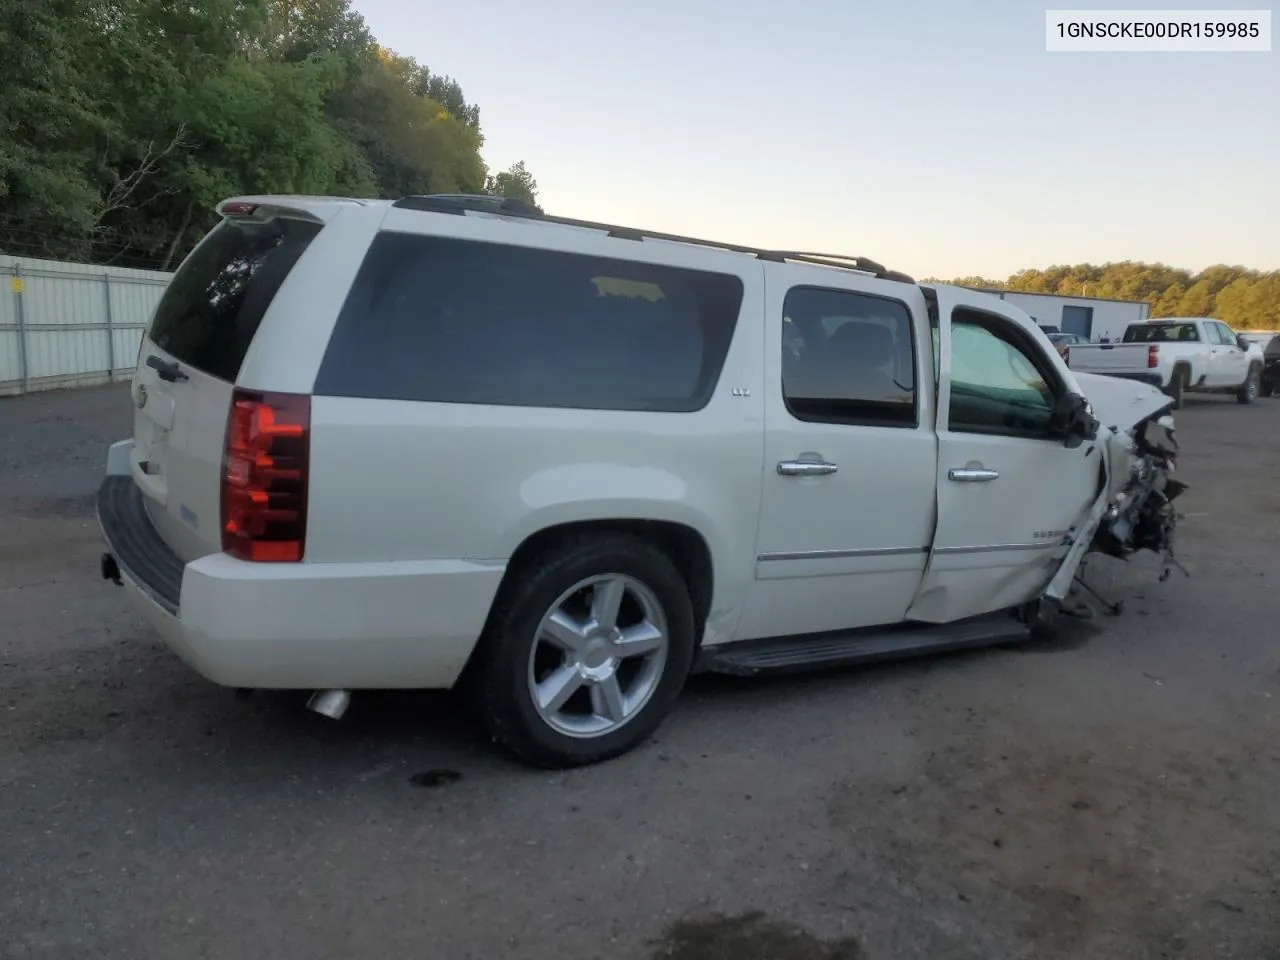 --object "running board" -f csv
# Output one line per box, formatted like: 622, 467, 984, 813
695, 612, 1031, 677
